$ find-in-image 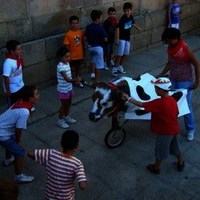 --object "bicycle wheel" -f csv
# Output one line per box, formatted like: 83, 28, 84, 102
104, 128, 126, 148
